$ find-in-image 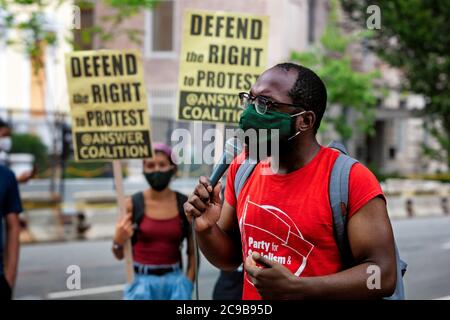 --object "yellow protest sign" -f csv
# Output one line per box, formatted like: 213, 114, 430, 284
65, 50, 153, 161
178, 10, 269, 124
